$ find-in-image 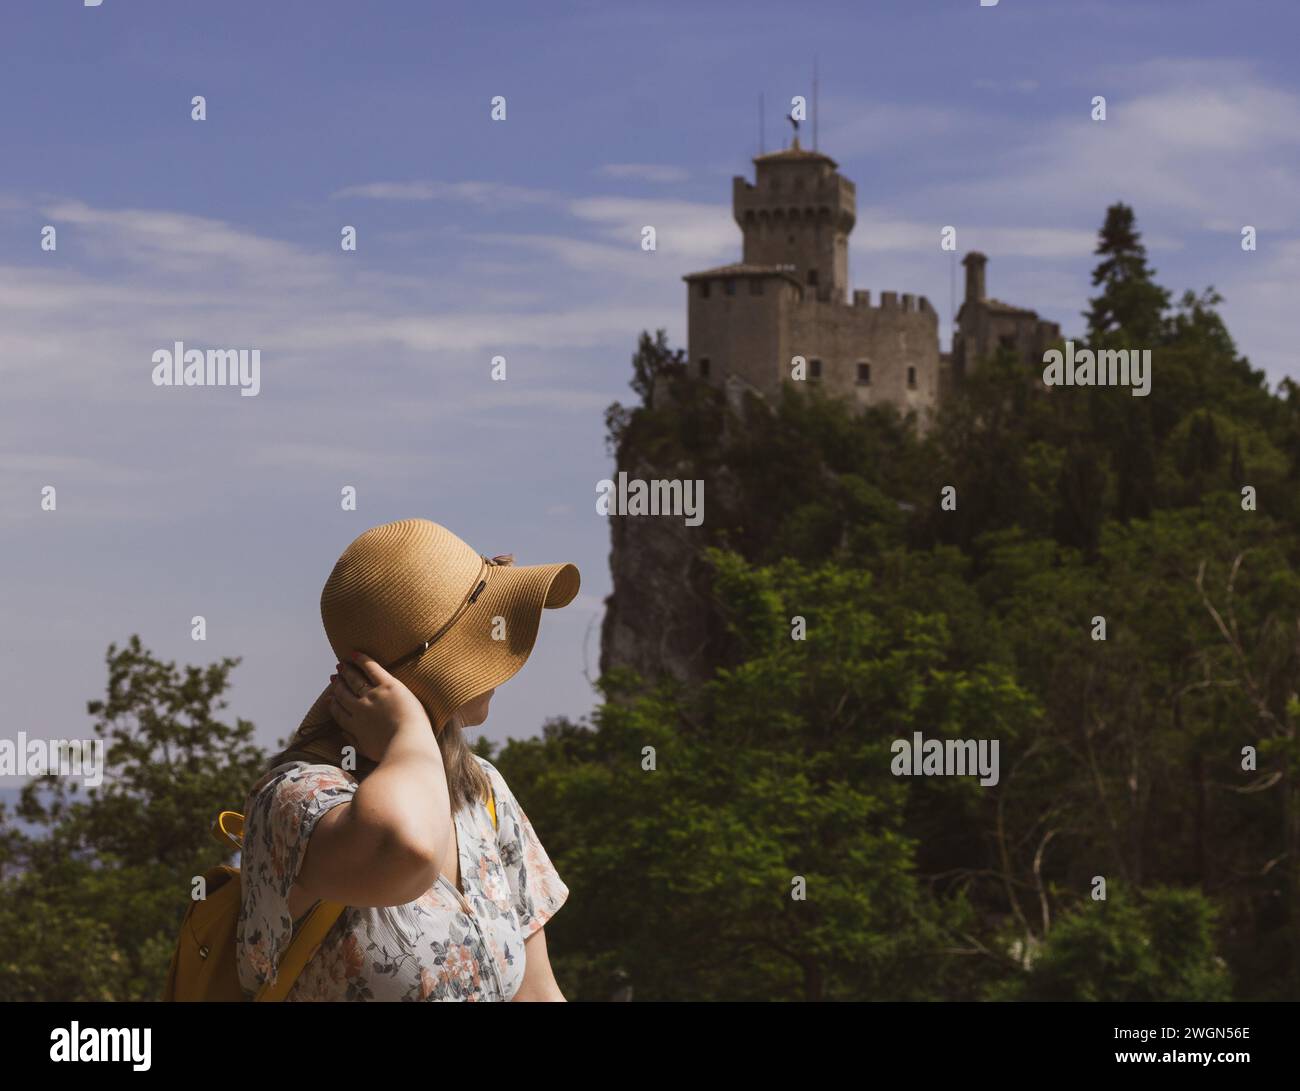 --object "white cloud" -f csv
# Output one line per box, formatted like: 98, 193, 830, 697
1214, 238, 1300, 390
851, 209, 1106, 259
929, 80, 1300, 231
464, 231, 659, 279
566, 196, 737, 262
597, 164, 690, 183
330, 180, 556, 205
817, 99, 966, 159
0, 195, 665, 514
373, 305, 667, 355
